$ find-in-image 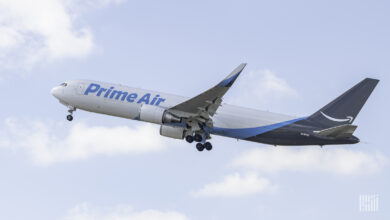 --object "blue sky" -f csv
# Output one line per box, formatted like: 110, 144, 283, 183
0, 0, 389, 219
